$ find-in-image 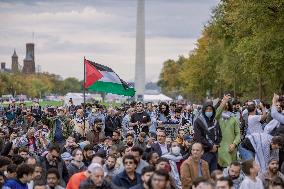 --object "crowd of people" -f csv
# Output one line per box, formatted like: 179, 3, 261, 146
0, 93, 284, 189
